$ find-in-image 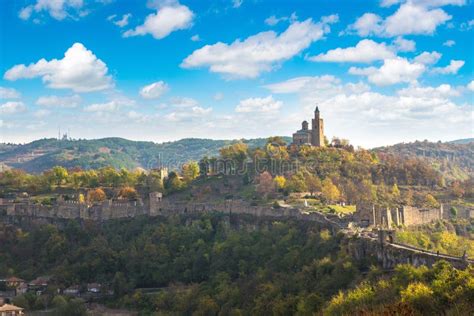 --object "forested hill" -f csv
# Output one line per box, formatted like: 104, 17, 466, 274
0, 137, 291, 173
372, 139, 474, 181
1, 137, 472, 178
